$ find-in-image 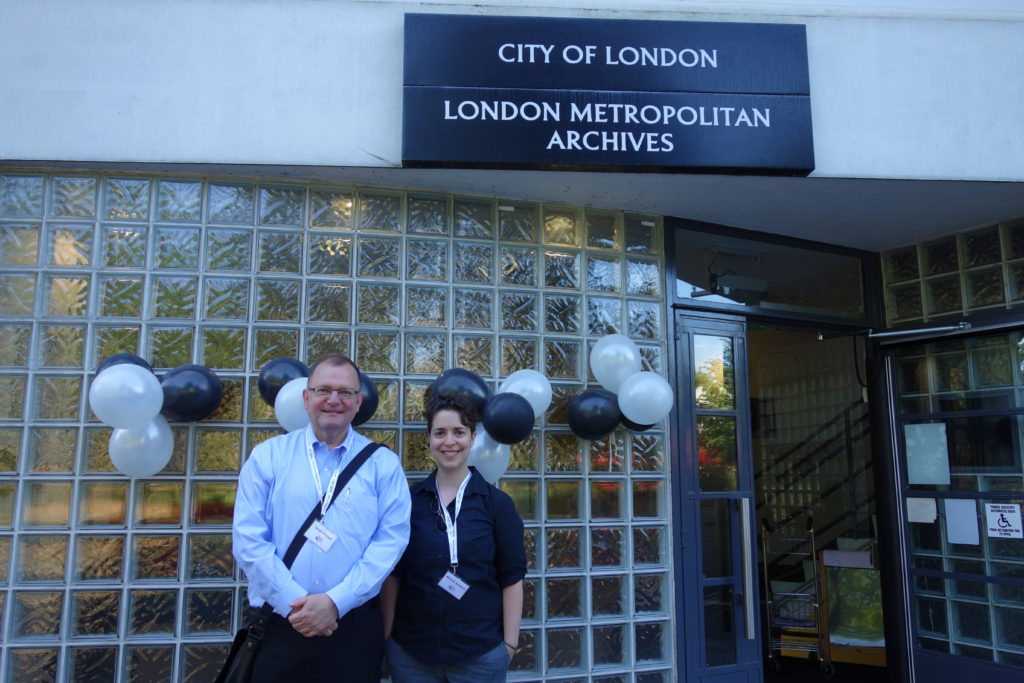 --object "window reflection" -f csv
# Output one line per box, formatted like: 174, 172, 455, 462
674, 227, 864, 318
